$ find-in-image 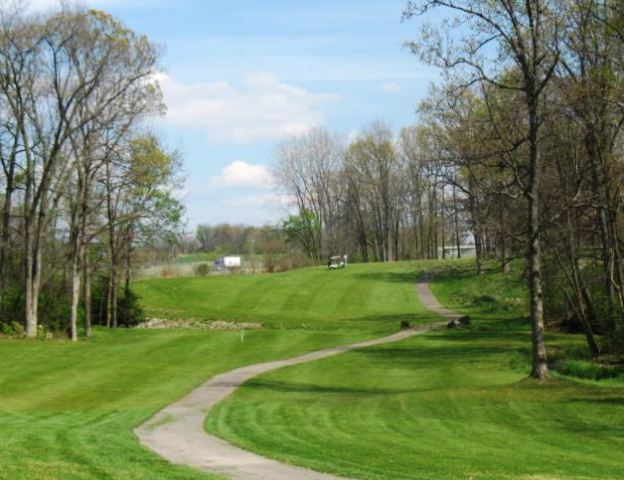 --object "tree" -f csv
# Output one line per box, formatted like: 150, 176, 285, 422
405, 0, 564, 378
0, 4, 181, 340
282, 209, 320, 258
558, 0, 624, 326
273, 127, 344, 259
62, 9, 163, 341
344, 122, 405, 262
104, 134, 182, 329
